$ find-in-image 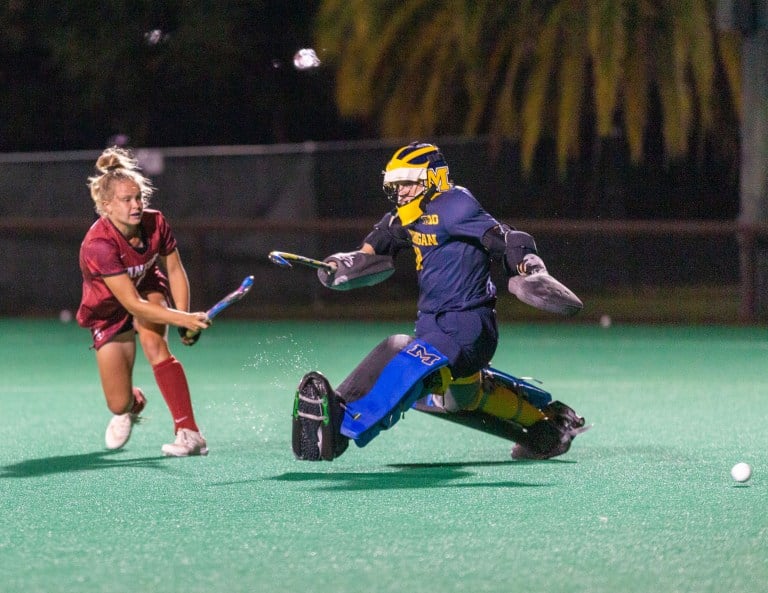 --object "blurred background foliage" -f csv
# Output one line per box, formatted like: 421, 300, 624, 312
318, 0, 741, 177
0, 0, 740, 219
